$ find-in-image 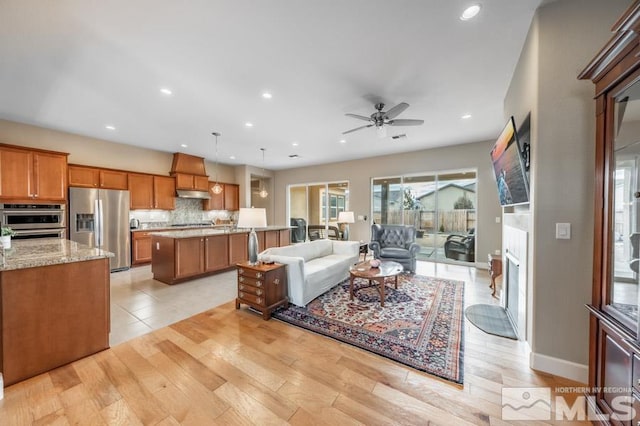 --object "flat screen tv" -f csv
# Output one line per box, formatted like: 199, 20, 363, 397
490, 116, 530, 206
